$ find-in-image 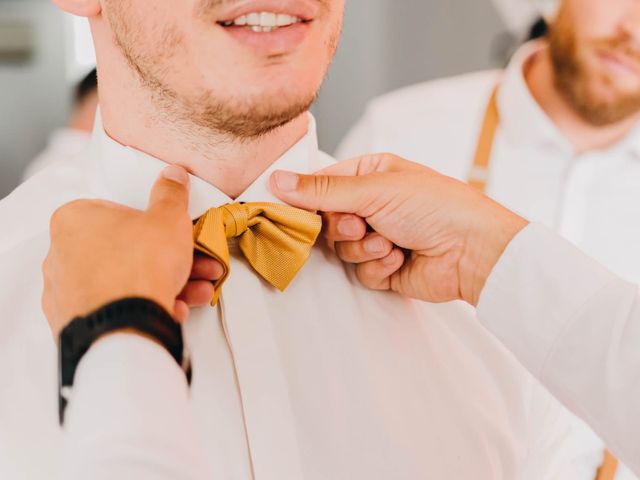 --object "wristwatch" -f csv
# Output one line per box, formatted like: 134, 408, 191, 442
58, 297, 191, 425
